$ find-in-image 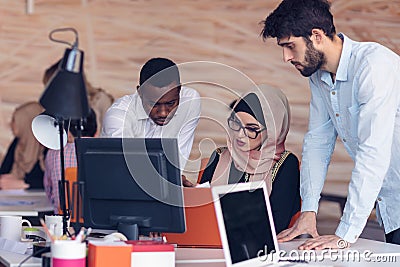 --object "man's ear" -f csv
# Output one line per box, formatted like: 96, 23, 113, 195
137, 85, 142, 98
311, 28, 325, 44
